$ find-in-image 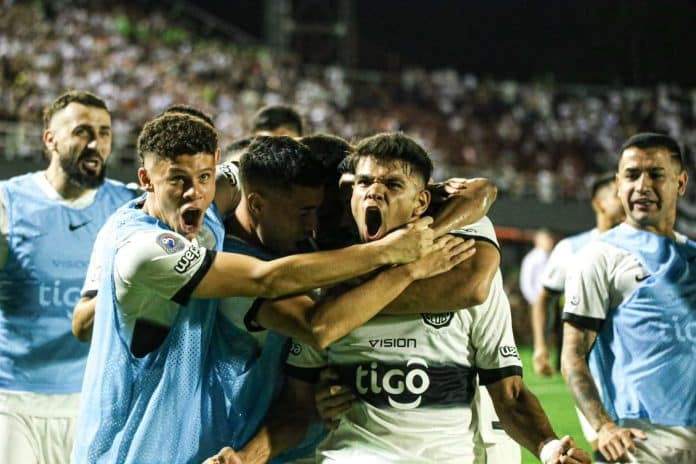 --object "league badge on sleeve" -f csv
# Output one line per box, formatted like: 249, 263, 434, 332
157, 233, 186, 254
